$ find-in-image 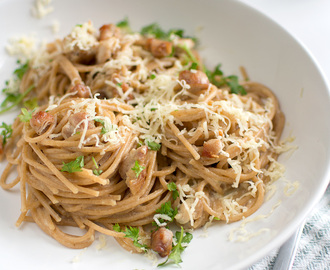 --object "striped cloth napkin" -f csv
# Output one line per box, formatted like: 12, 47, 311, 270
249, 185, 330, 270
